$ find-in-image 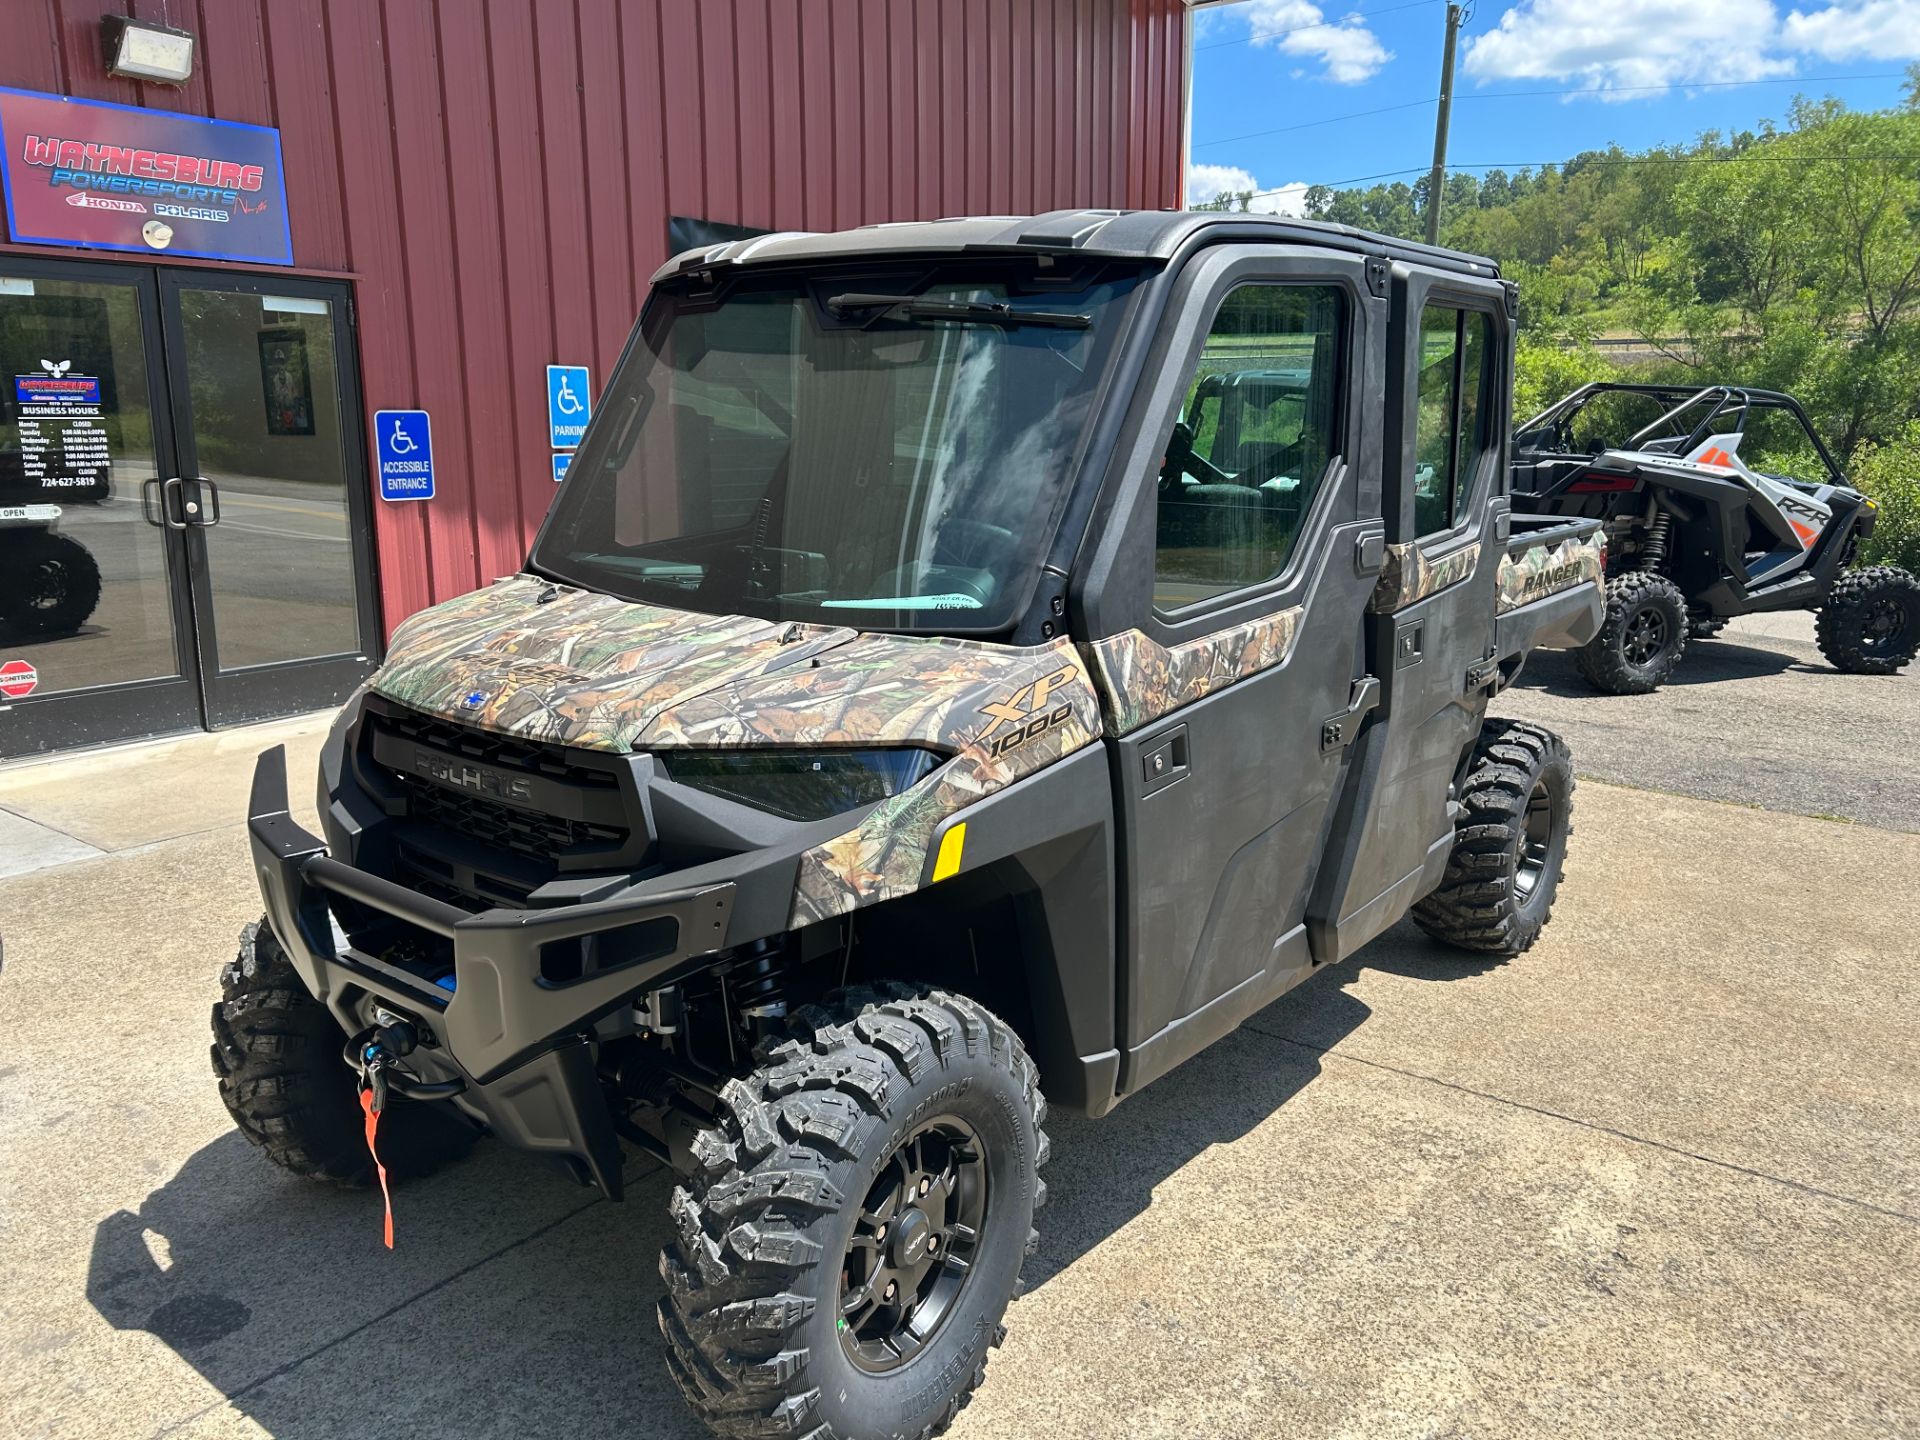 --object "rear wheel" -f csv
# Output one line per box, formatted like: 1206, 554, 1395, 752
0, 530, 102, 635
210, 919, 477, 1184
659, 983, 1048, 1440
1816, 566, 1920, 675
1575, 571, 1688, 694
1413, 719, 1574, 957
